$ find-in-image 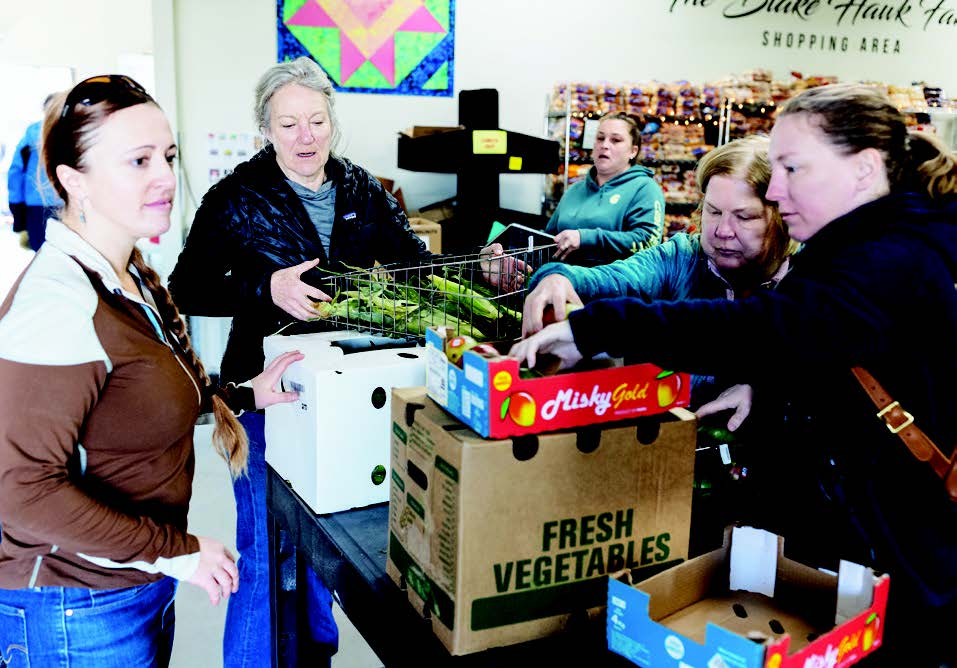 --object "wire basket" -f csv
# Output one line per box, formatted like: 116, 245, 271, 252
313, 245, 555, 344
